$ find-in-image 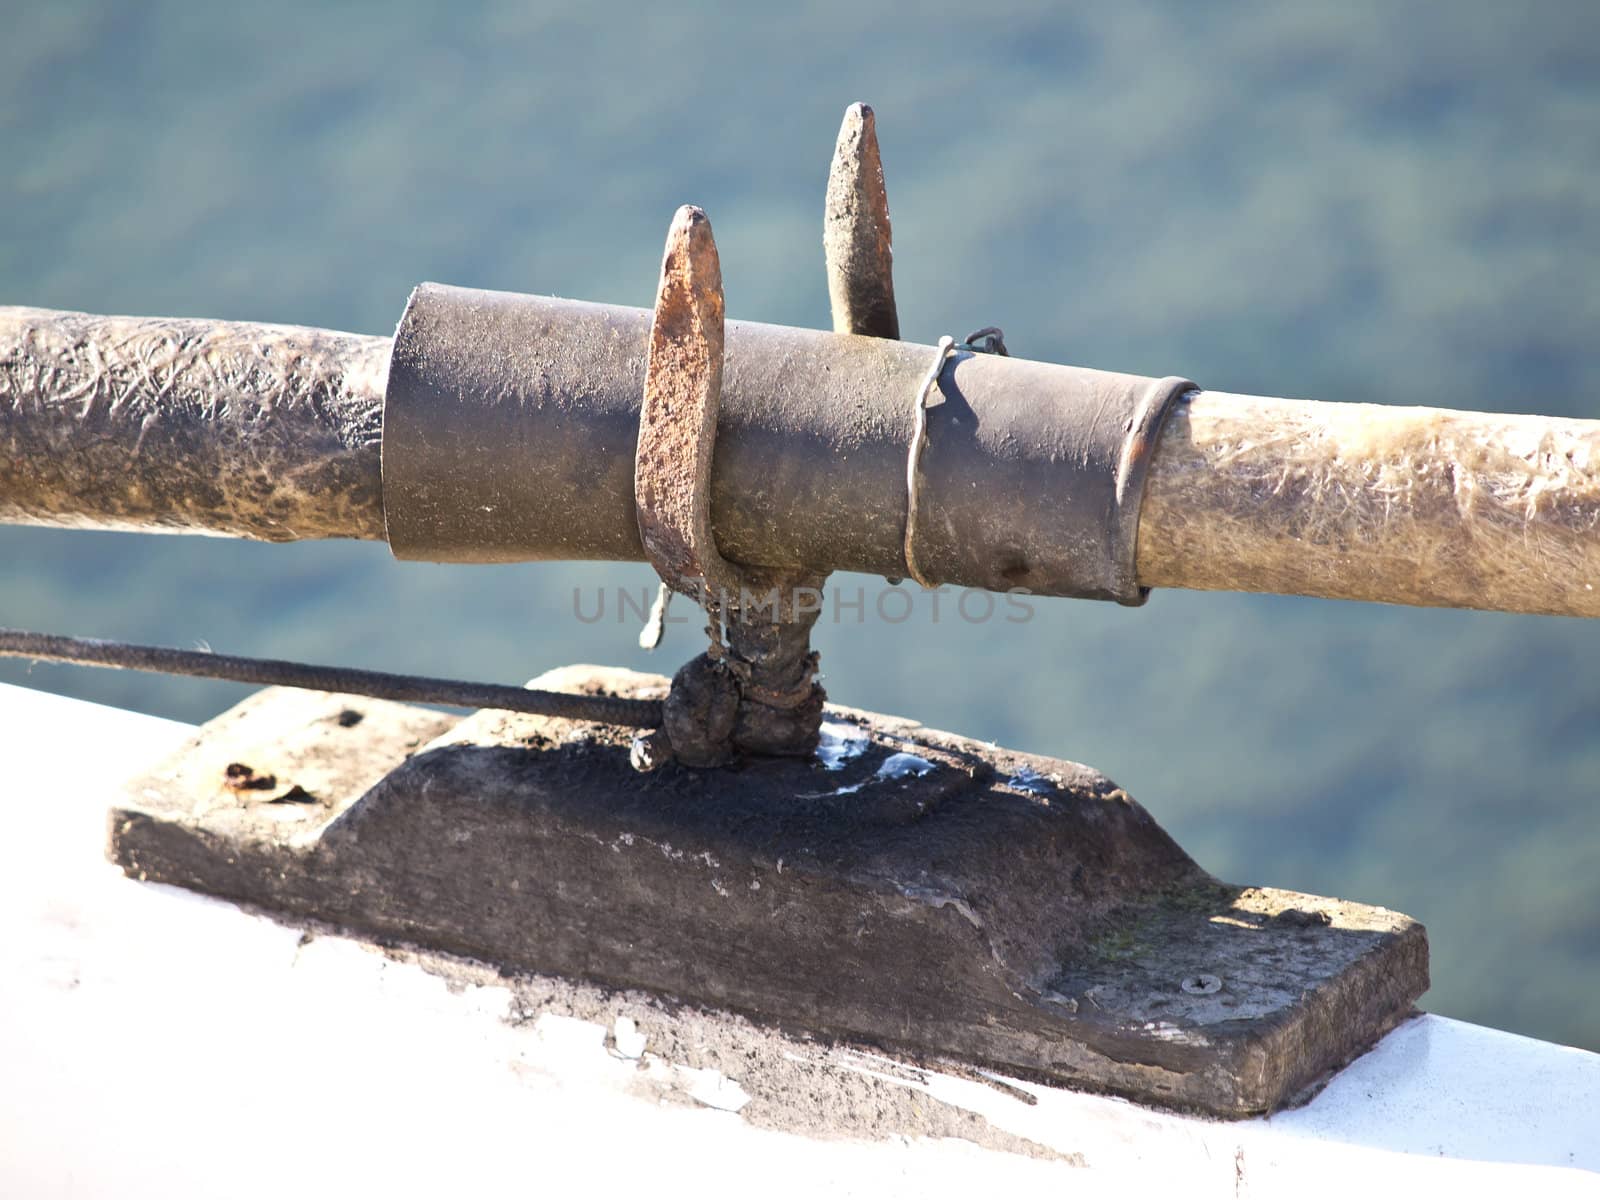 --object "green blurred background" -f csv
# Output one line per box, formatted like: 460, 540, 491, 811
3, 2, 1597, 1050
